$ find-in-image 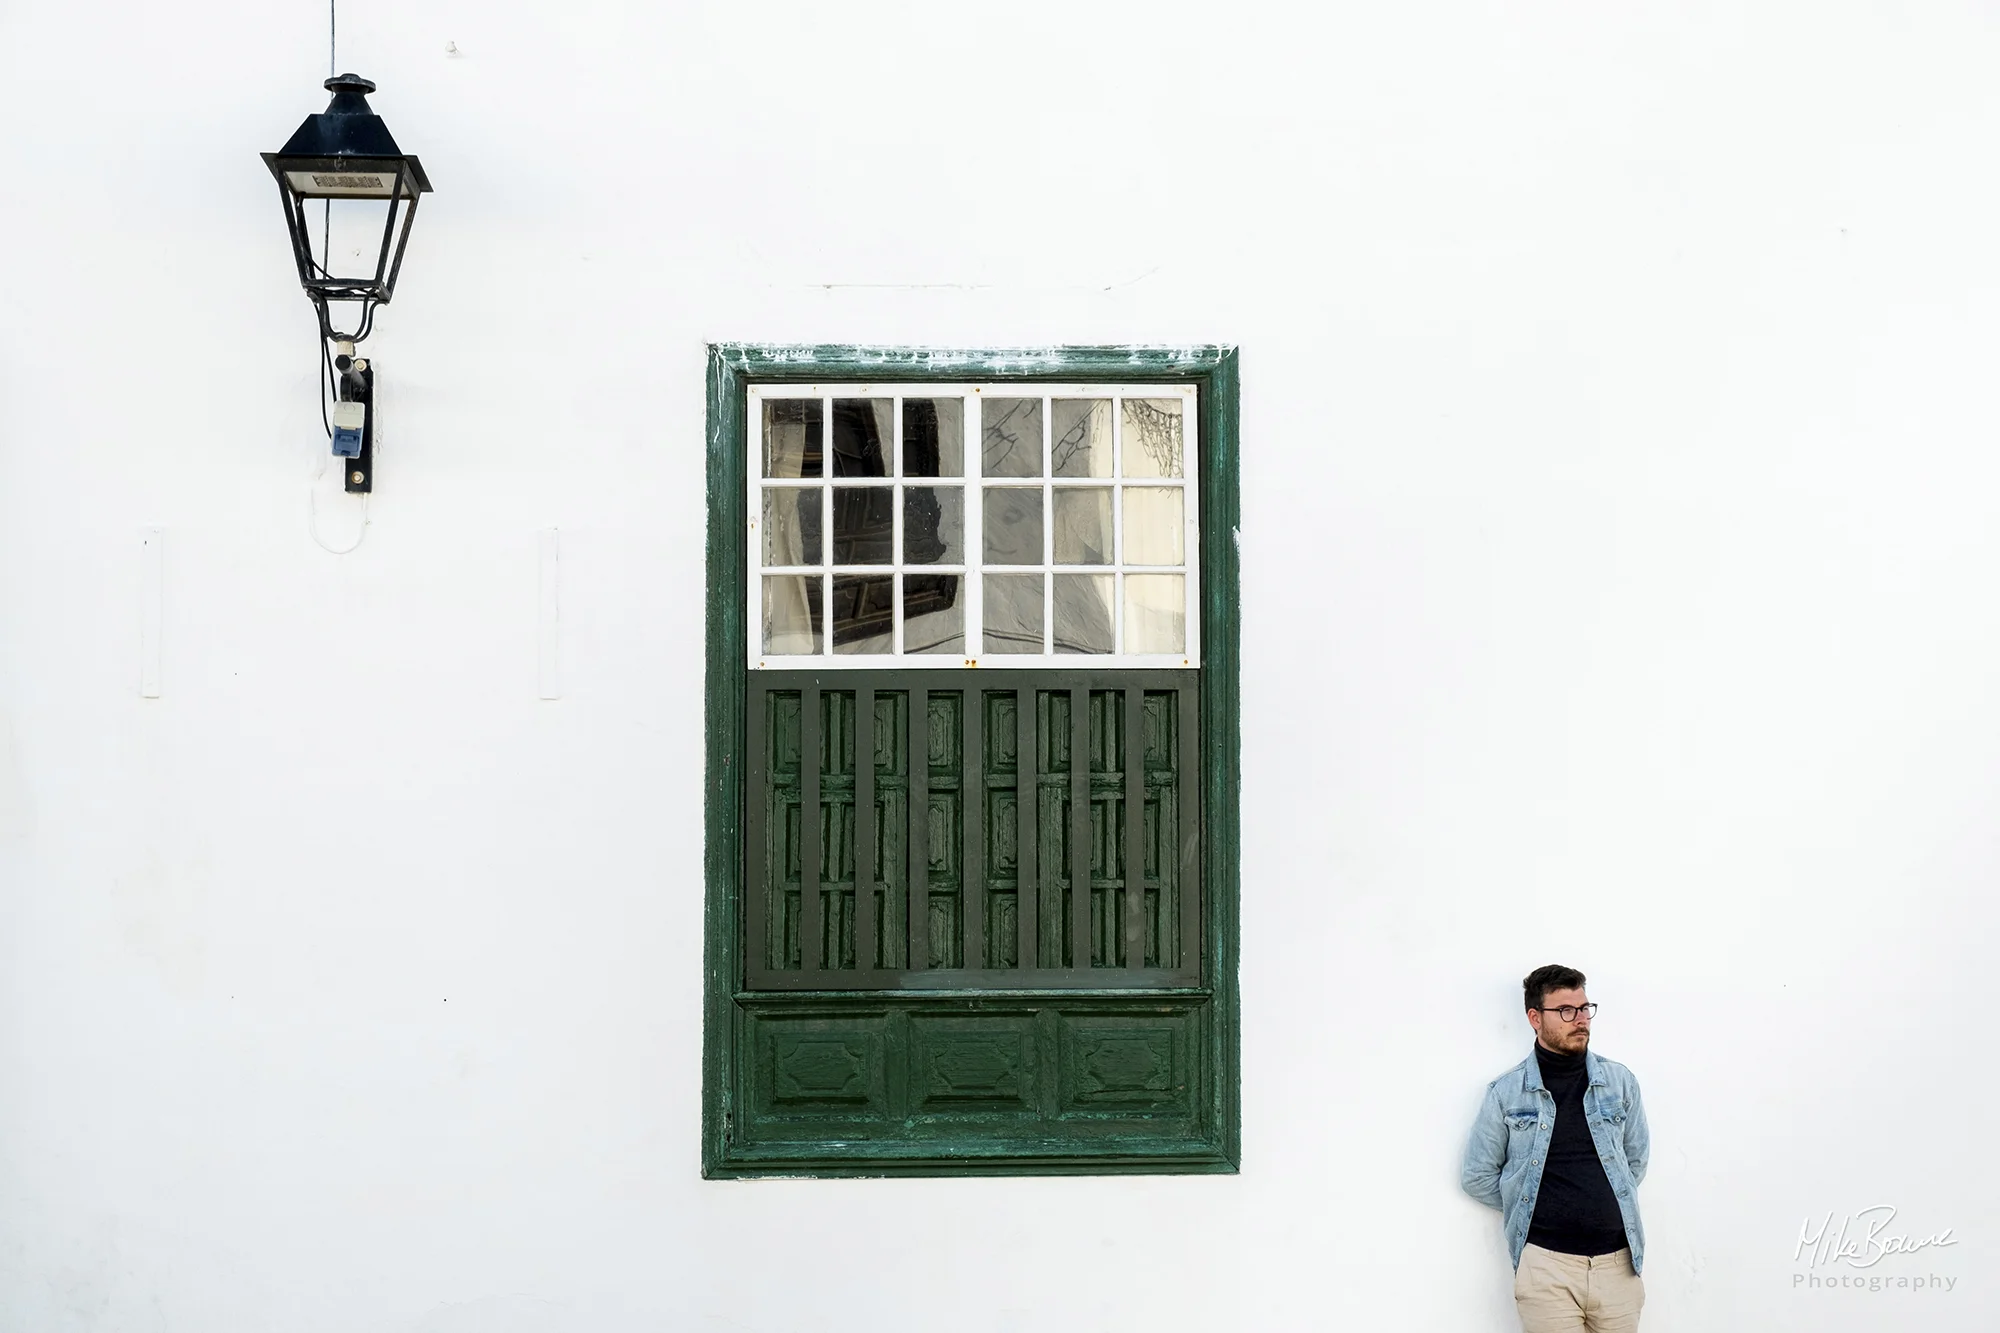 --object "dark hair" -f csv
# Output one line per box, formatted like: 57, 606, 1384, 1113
1524, 964, 1587, 1012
